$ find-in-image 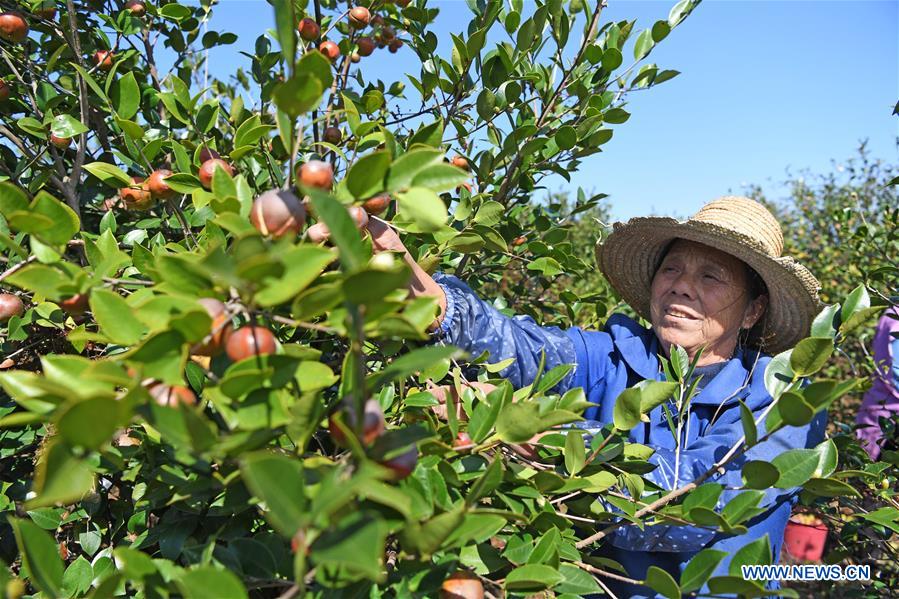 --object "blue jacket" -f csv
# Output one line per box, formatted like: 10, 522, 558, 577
434, 274, 827, 597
